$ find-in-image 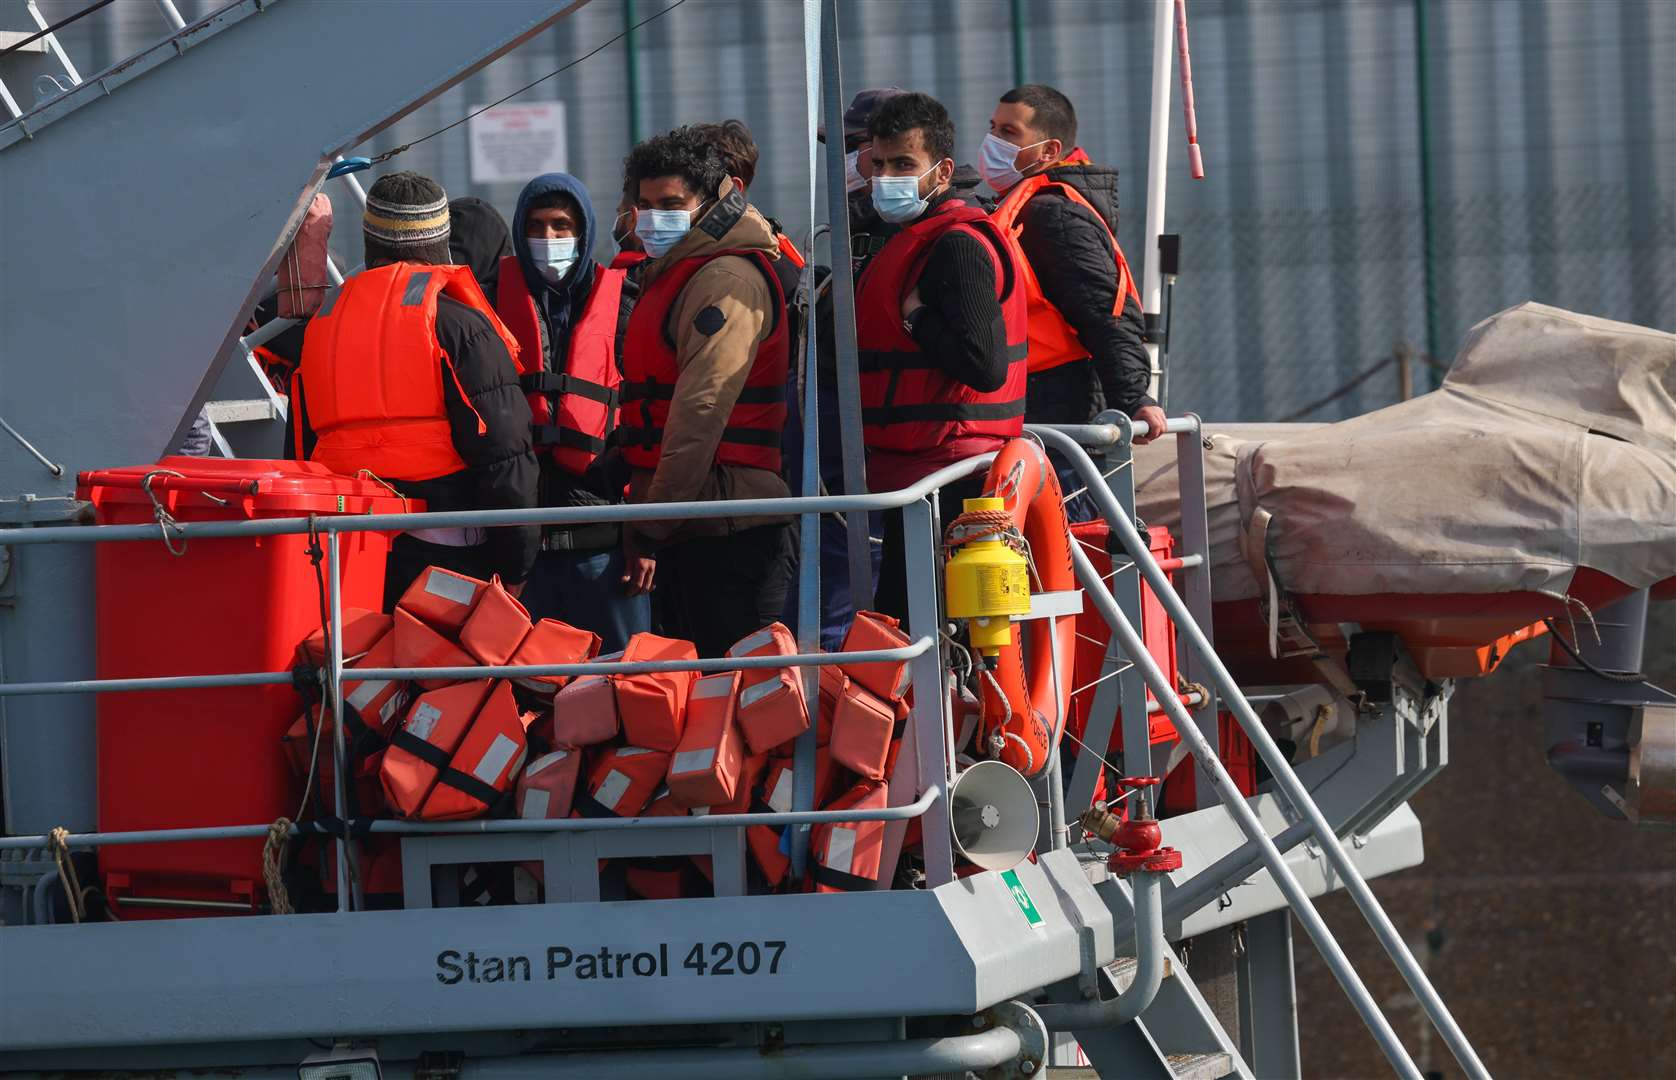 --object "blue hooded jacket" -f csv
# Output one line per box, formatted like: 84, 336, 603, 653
510, 172, 598, 366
